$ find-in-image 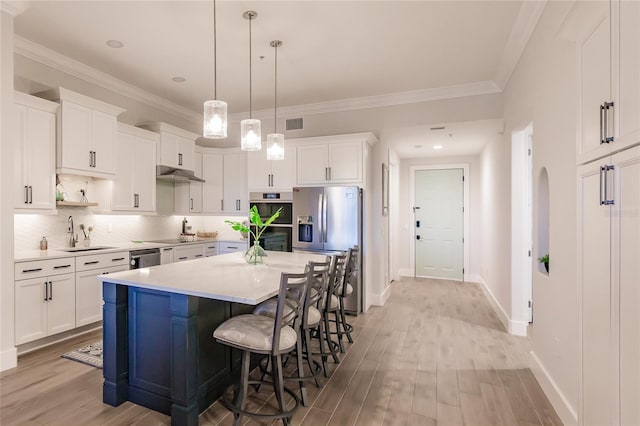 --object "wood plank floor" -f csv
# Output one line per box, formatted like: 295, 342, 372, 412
0, 277, 562, 425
